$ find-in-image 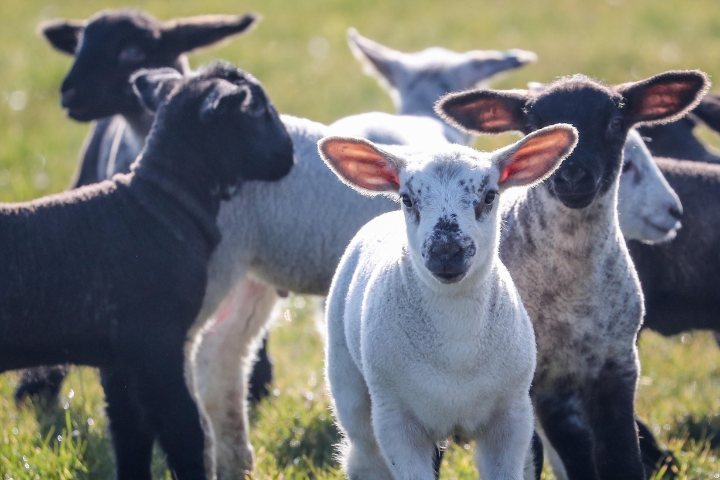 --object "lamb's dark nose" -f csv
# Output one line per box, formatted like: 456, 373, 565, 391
425, 239, 472, 283
61, 87, 78, 108
669, 204, 683, 221
429, 241, 462, 259
557, 165, 591, 186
